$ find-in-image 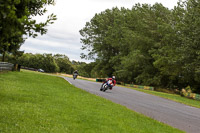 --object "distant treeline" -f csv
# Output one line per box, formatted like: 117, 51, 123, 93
6, 53, 74, 73
79, 0, 200, 93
